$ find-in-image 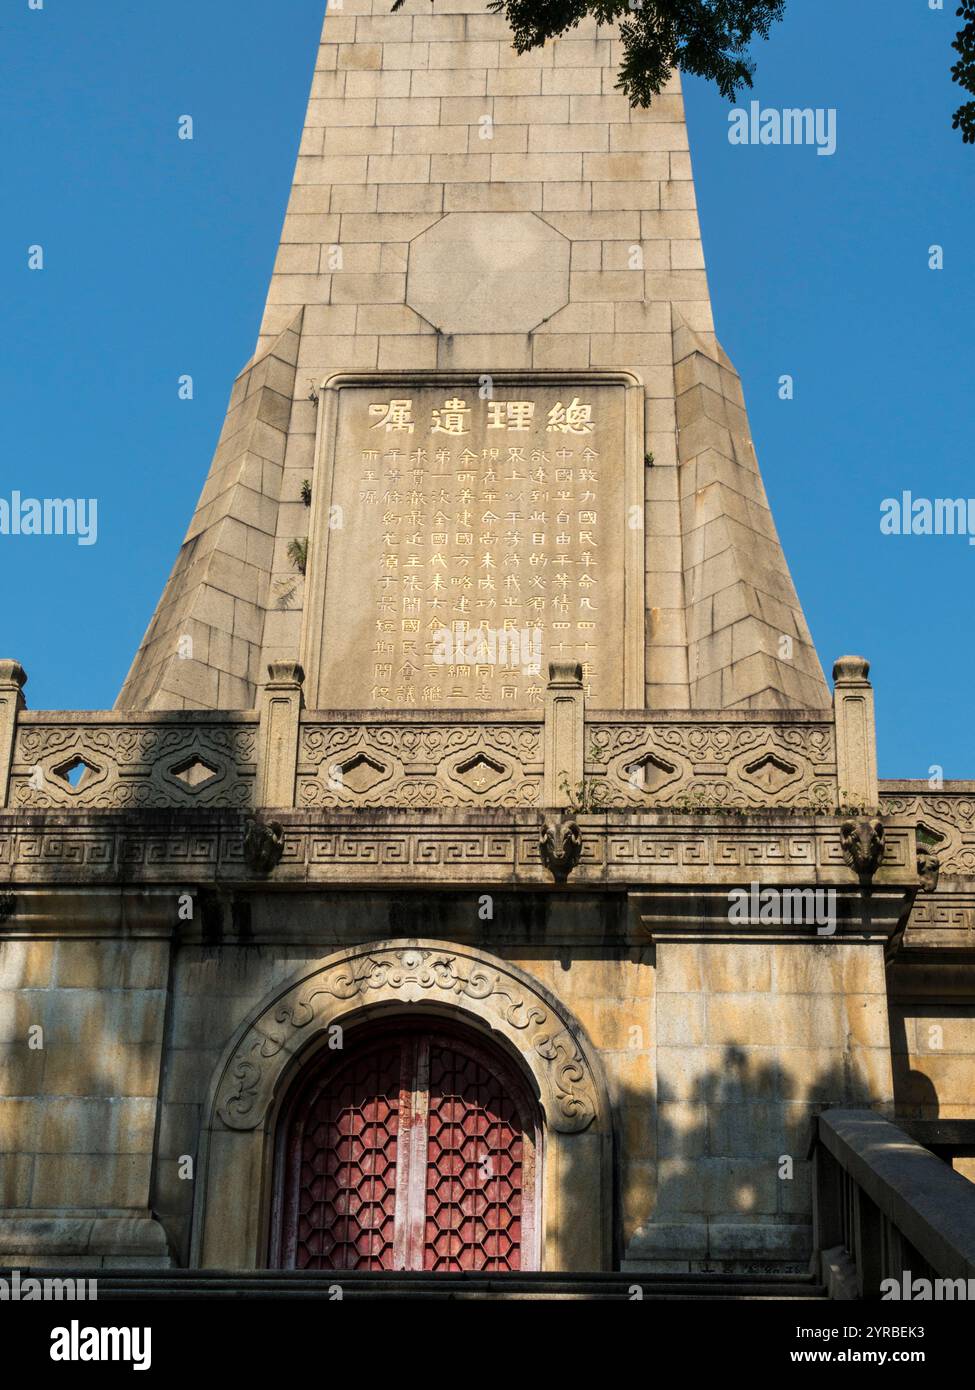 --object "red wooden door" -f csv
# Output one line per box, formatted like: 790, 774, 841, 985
274, 1024, 539, 1272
